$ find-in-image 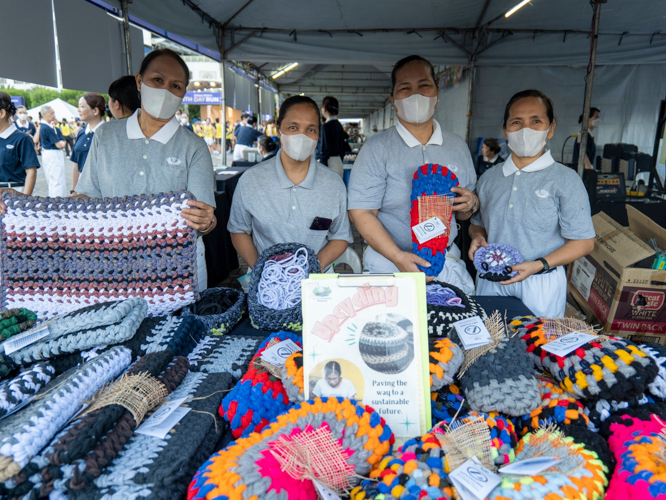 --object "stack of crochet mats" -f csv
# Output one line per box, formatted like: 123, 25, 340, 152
0, 190, 199, 319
